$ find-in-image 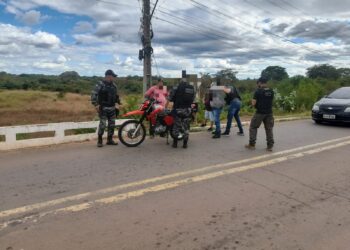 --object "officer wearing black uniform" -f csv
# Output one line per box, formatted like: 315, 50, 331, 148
91, 69, 120, 147
167, 73, 195, 148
